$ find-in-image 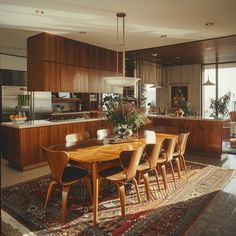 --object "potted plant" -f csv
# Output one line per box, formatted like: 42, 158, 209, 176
104, 96, 151, 136
209, 92, 231, 118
